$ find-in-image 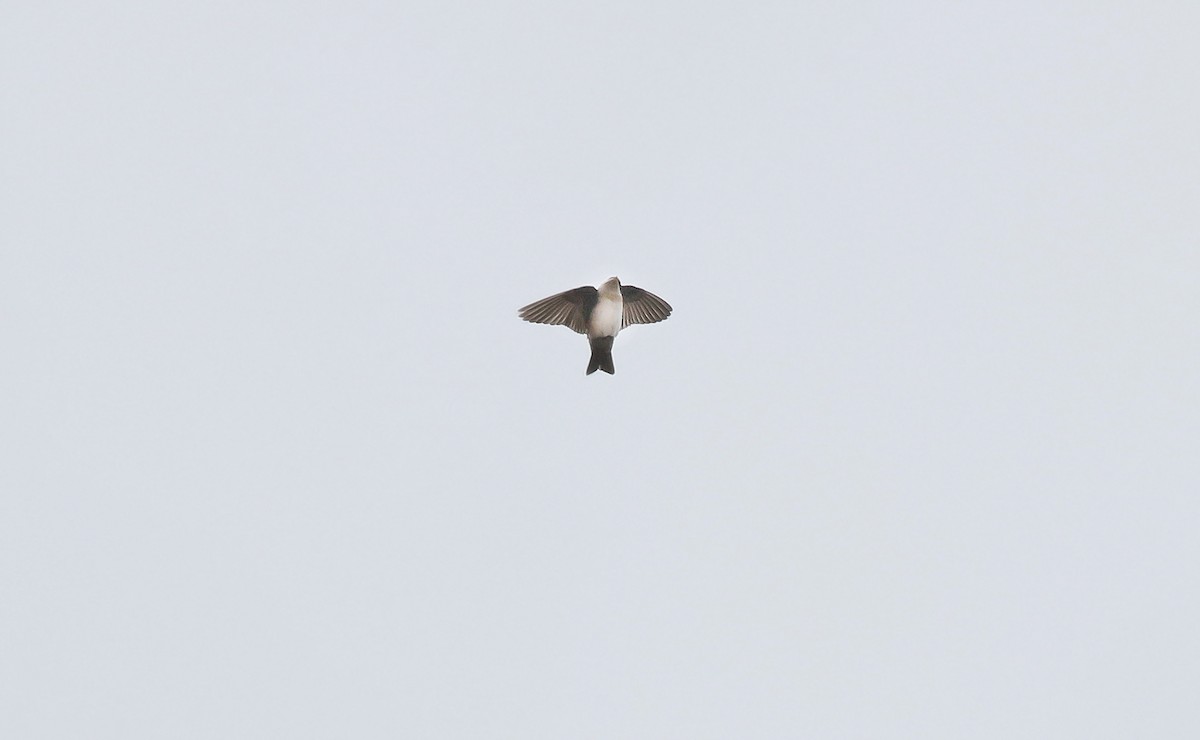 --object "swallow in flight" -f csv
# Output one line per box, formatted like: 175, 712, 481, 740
518, 277, 672, 374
